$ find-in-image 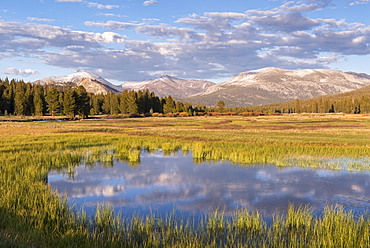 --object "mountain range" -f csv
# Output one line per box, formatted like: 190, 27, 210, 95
121, 76, 215, 98
33, 68, 370, 107
34, 70, 122, 94
183, 68, 370, 107
34, 70, 215, 98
